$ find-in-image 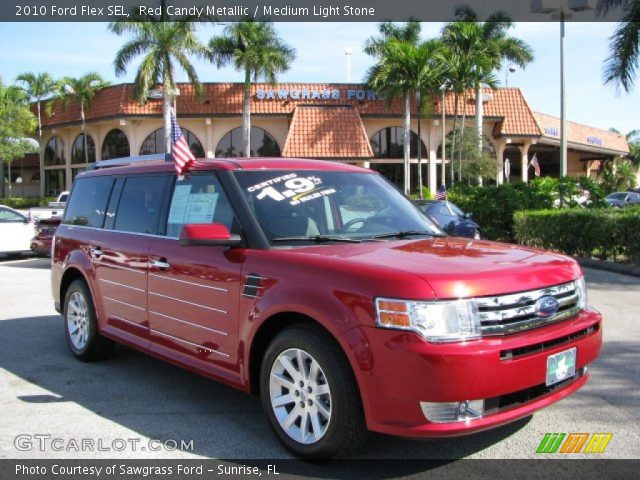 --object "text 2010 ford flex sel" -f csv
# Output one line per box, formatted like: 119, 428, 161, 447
52, 156, 602, 458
